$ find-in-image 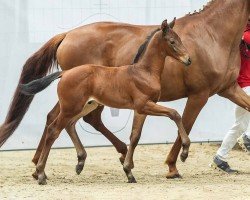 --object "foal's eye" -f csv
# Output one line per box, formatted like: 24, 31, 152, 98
170, 39, 175, 45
